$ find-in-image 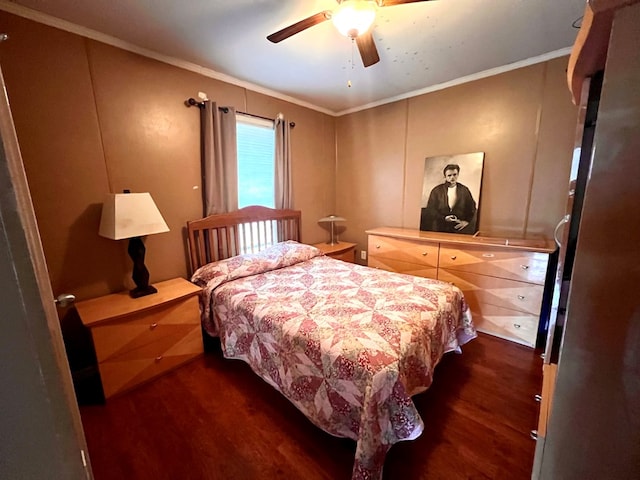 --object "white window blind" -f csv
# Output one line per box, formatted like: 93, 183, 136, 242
236, 114, 275, 209
236, 113, 277, 253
